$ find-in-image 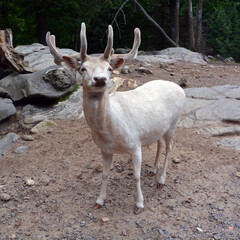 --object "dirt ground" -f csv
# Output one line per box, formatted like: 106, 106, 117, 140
0, 60, 240, 240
